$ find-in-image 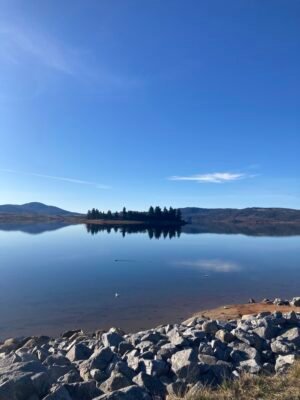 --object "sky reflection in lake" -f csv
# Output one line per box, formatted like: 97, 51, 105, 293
0, 223, 300, 339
